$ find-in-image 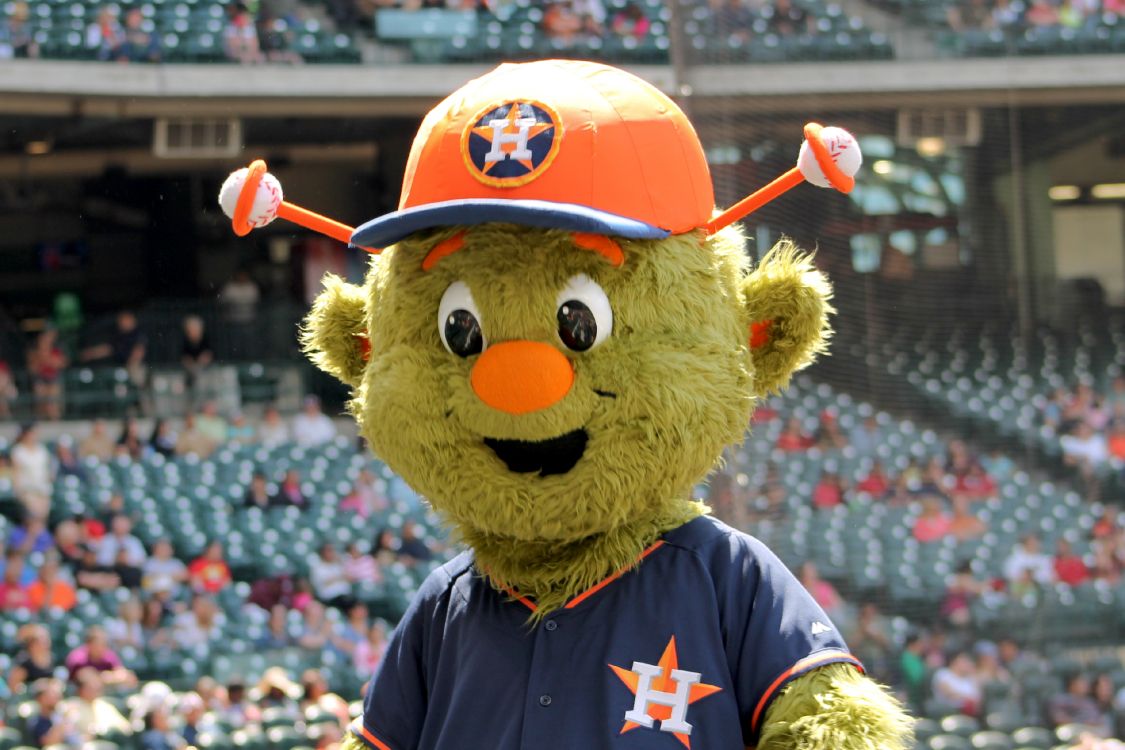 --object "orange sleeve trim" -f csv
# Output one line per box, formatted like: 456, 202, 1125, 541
749, 651, 864, 732
565, 541, 665, 610
355, 723, 394, 750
